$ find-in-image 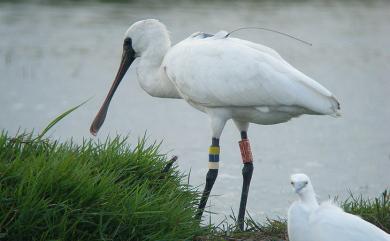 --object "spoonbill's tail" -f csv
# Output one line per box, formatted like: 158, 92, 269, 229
329, 95, 341, 117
